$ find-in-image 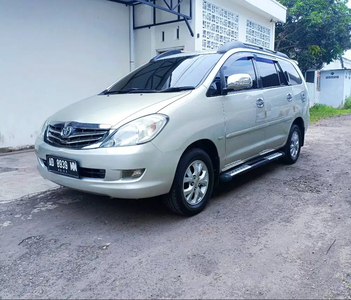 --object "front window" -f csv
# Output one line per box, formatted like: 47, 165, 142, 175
106, 54, 221, 94
207, 54, 257, 97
